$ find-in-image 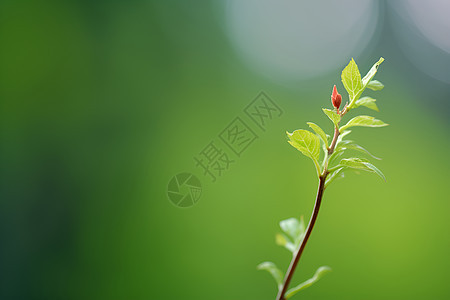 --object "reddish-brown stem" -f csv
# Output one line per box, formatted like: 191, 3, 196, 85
328, 127, 340, 155
275, 175, 326, 300
276, 105, 347, 300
